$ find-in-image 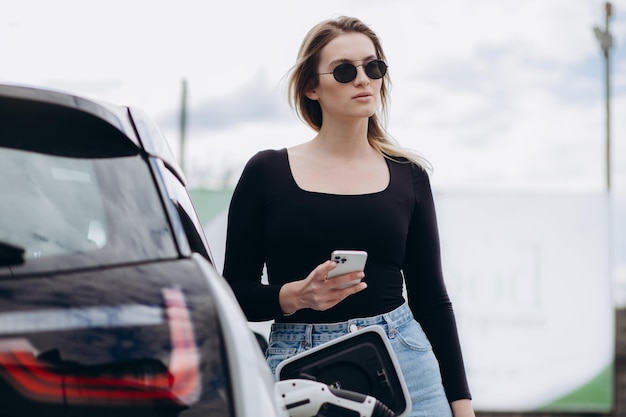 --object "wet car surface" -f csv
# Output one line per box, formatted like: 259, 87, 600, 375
0, 84, 279, 417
